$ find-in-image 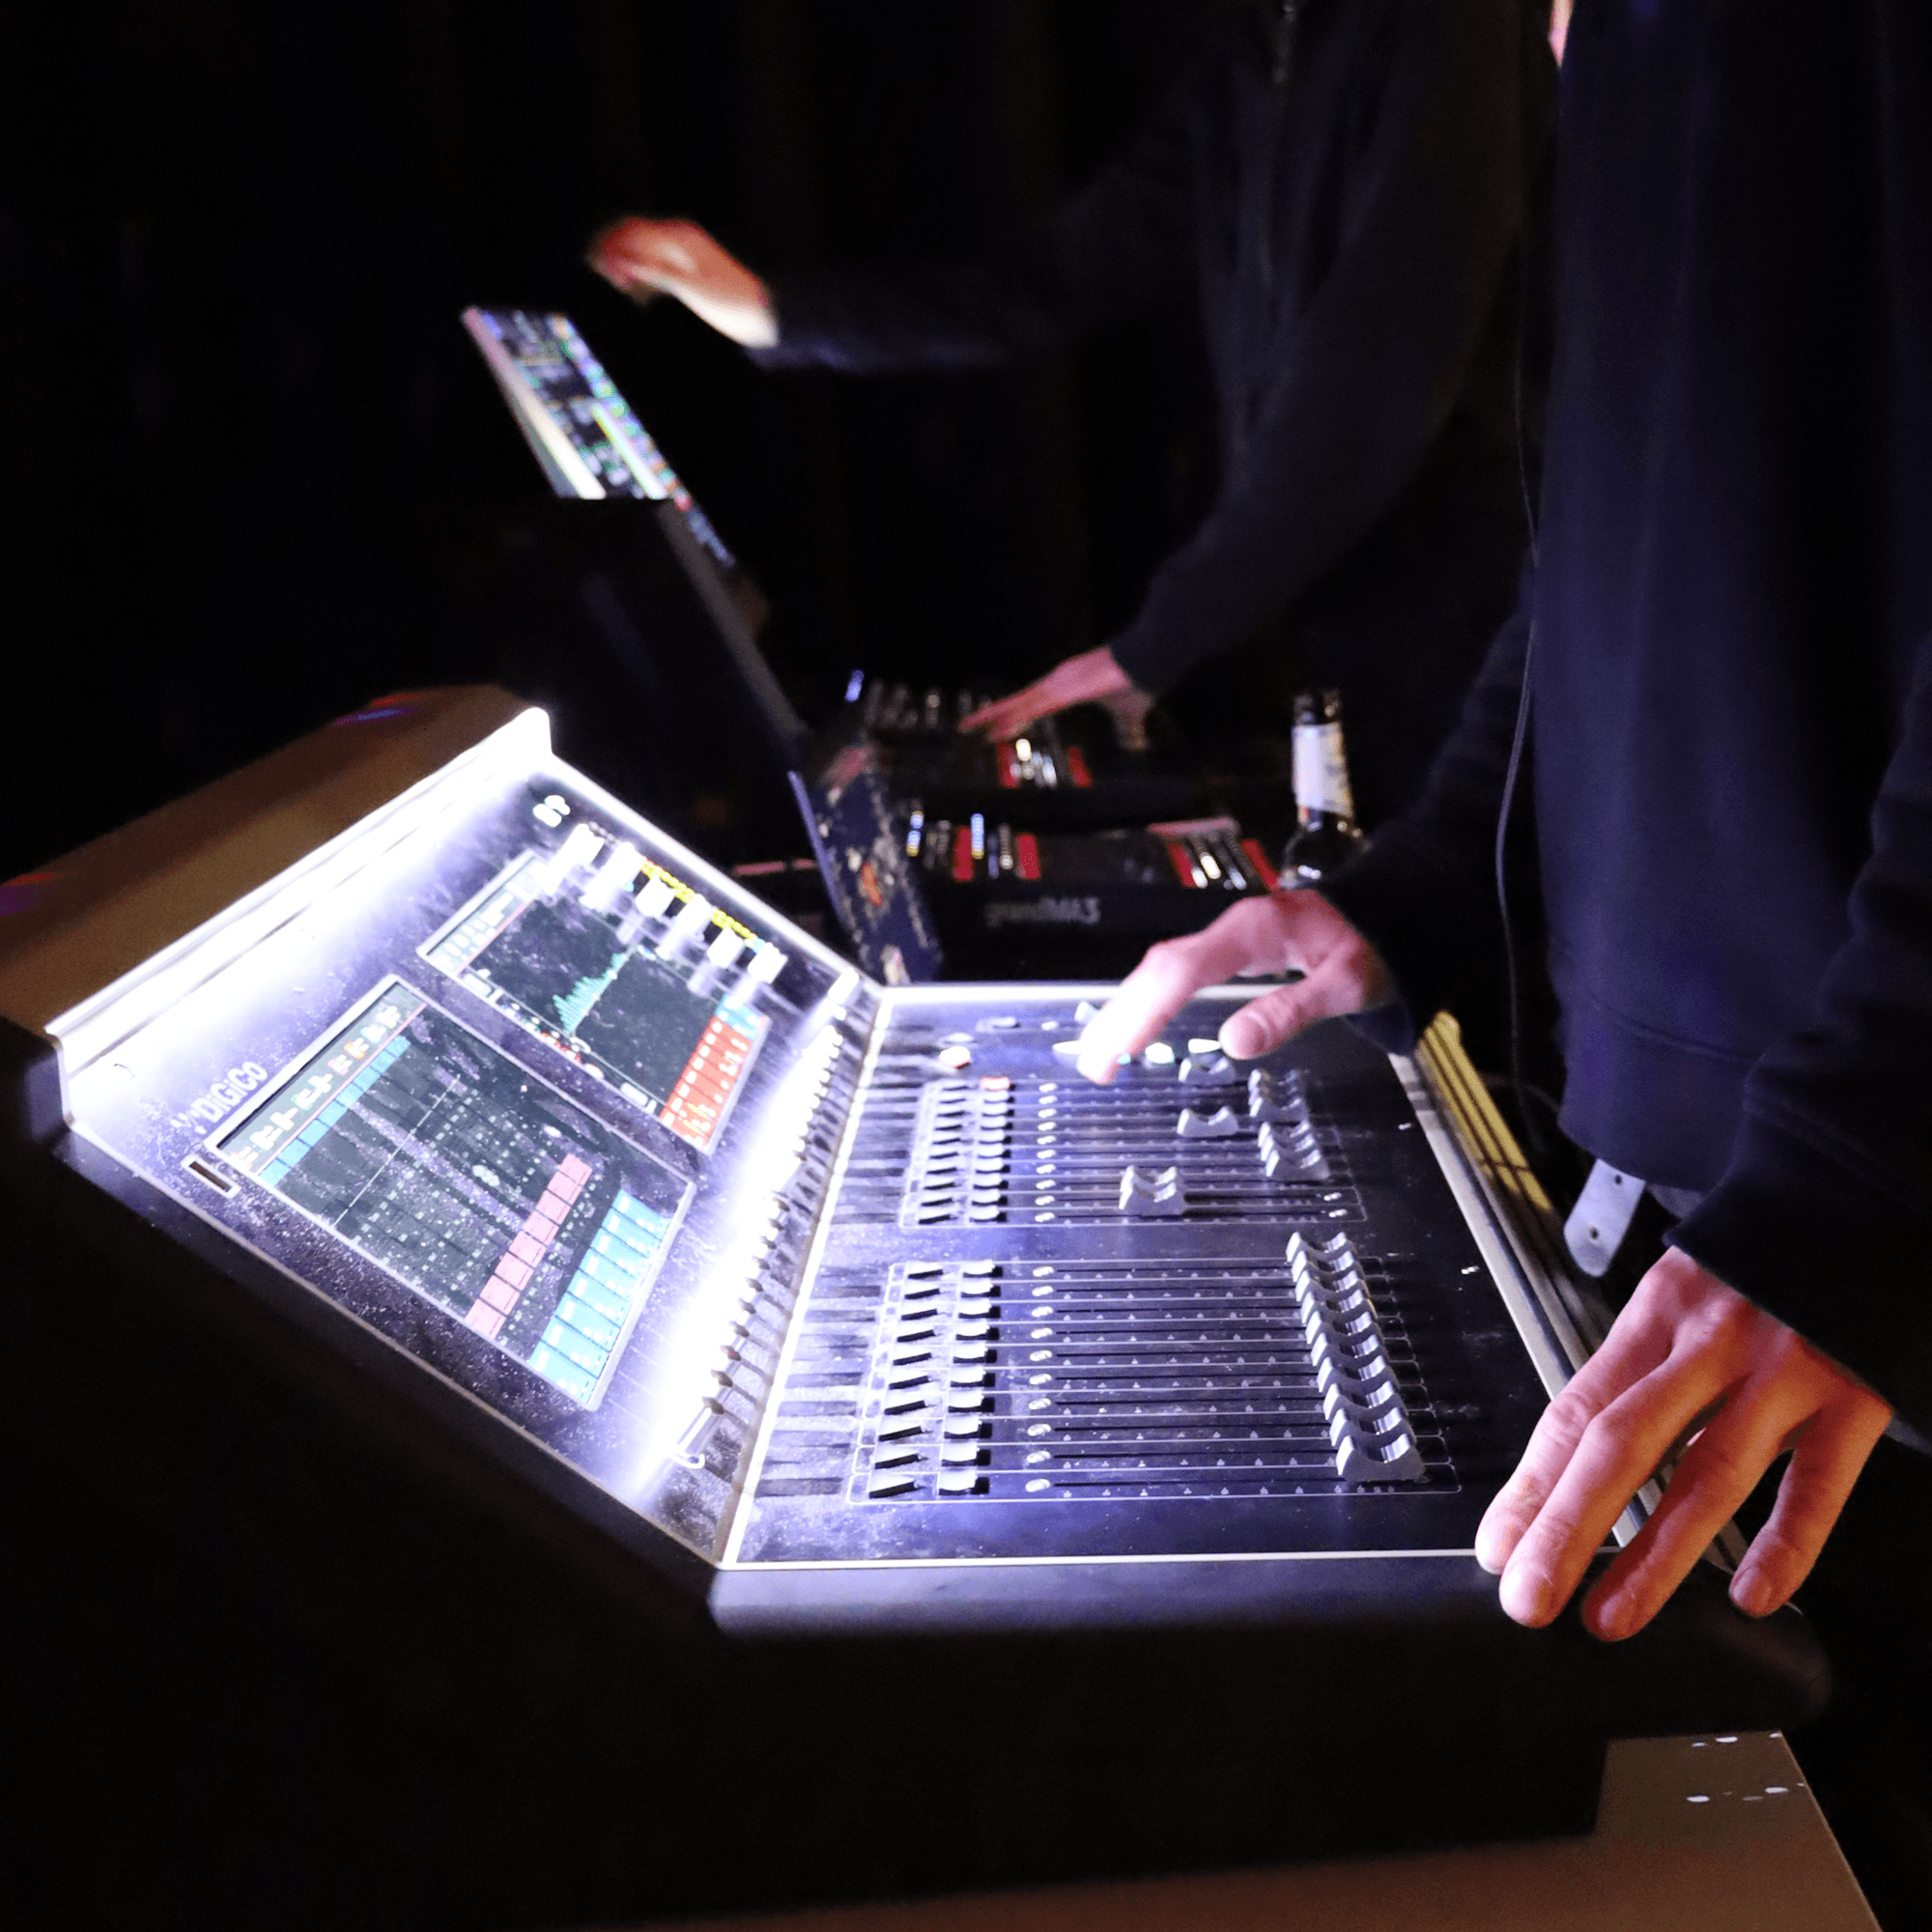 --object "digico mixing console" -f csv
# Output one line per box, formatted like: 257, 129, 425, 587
1, 692, 1819, 1665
